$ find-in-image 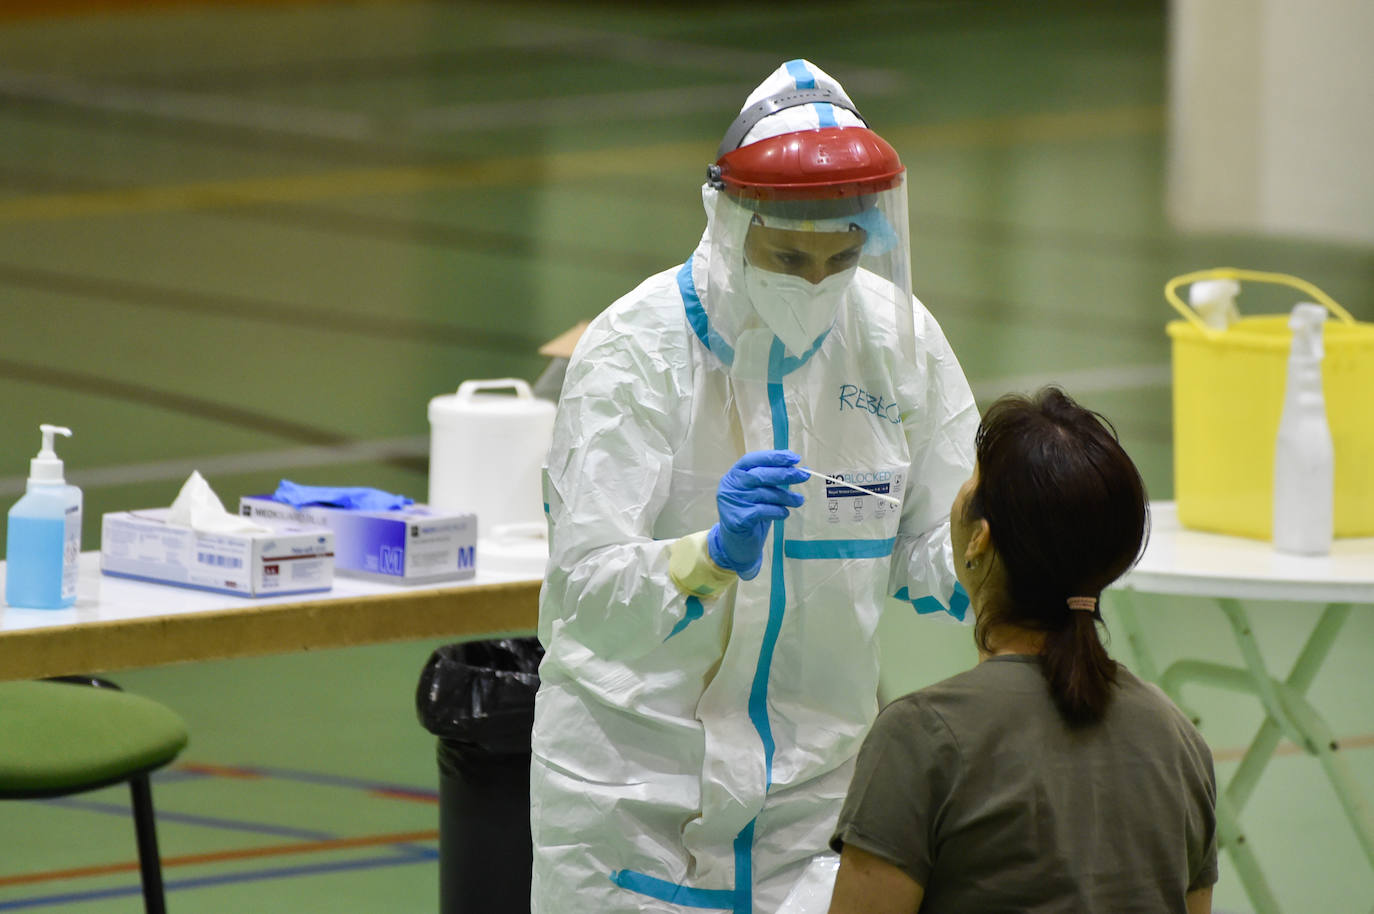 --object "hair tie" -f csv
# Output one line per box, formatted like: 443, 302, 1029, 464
1066, 596, 1098, 612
